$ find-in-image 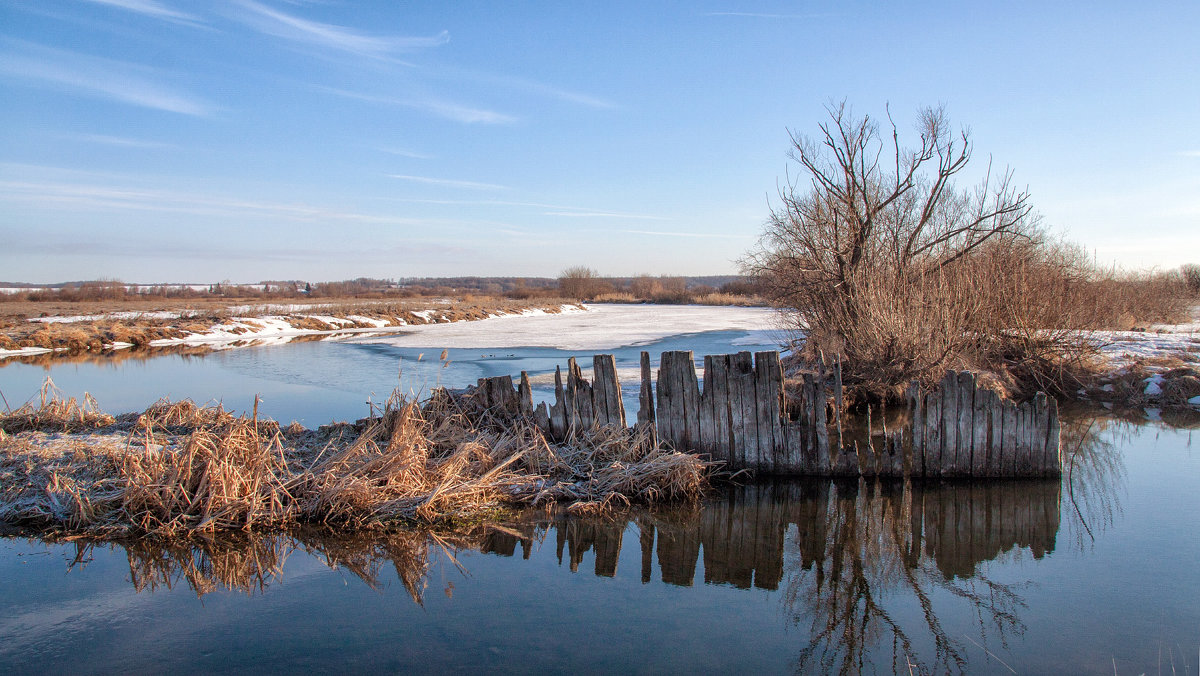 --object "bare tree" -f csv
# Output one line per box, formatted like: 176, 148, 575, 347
557, 266, 608, 300
745, 101, 1045, 394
